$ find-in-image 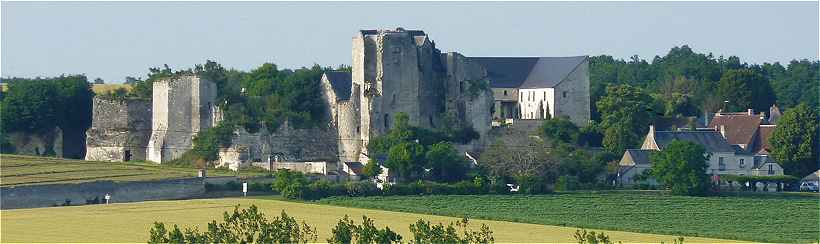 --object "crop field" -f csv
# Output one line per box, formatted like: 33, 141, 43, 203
0, 154, 261, 186
0, 83, 130, 94
0, 197, 737, 243
318, 191, 820, 243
